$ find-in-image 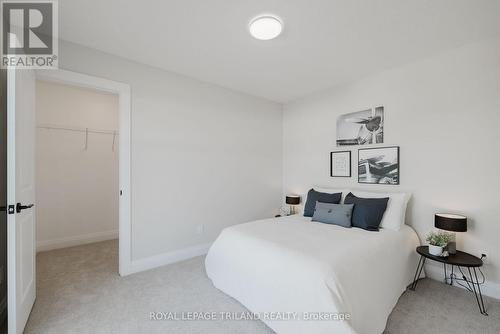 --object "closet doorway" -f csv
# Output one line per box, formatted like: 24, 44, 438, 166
35, 70, 131, 276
